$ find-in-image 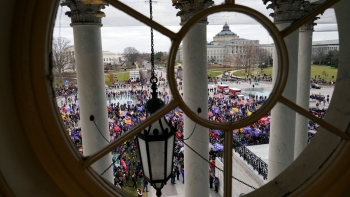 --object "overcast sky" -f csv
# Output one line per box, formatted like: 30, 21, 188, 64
53, 0, 338, 54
